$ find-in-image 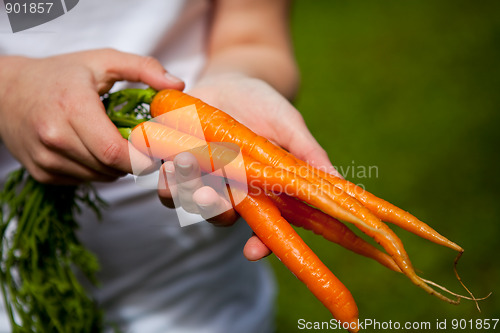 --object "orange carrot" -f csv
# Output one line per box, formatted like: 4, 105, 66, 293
266, 191, 401, 273
131, 122, 376, 228
148, 90, 462, 304
236, 189, 359, 332
130, 120, 459, 304
150, 89, 462, 254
